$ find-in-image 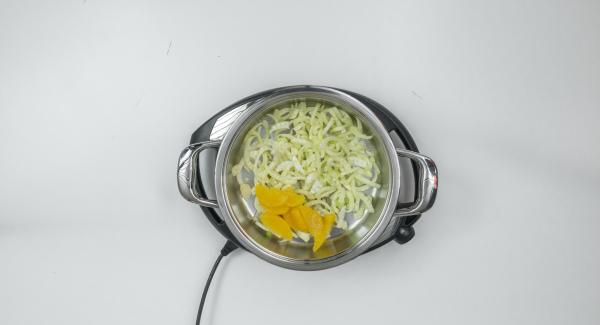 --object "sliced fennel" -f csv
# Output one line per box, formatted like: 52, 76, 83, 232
232, 101, 381, 229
